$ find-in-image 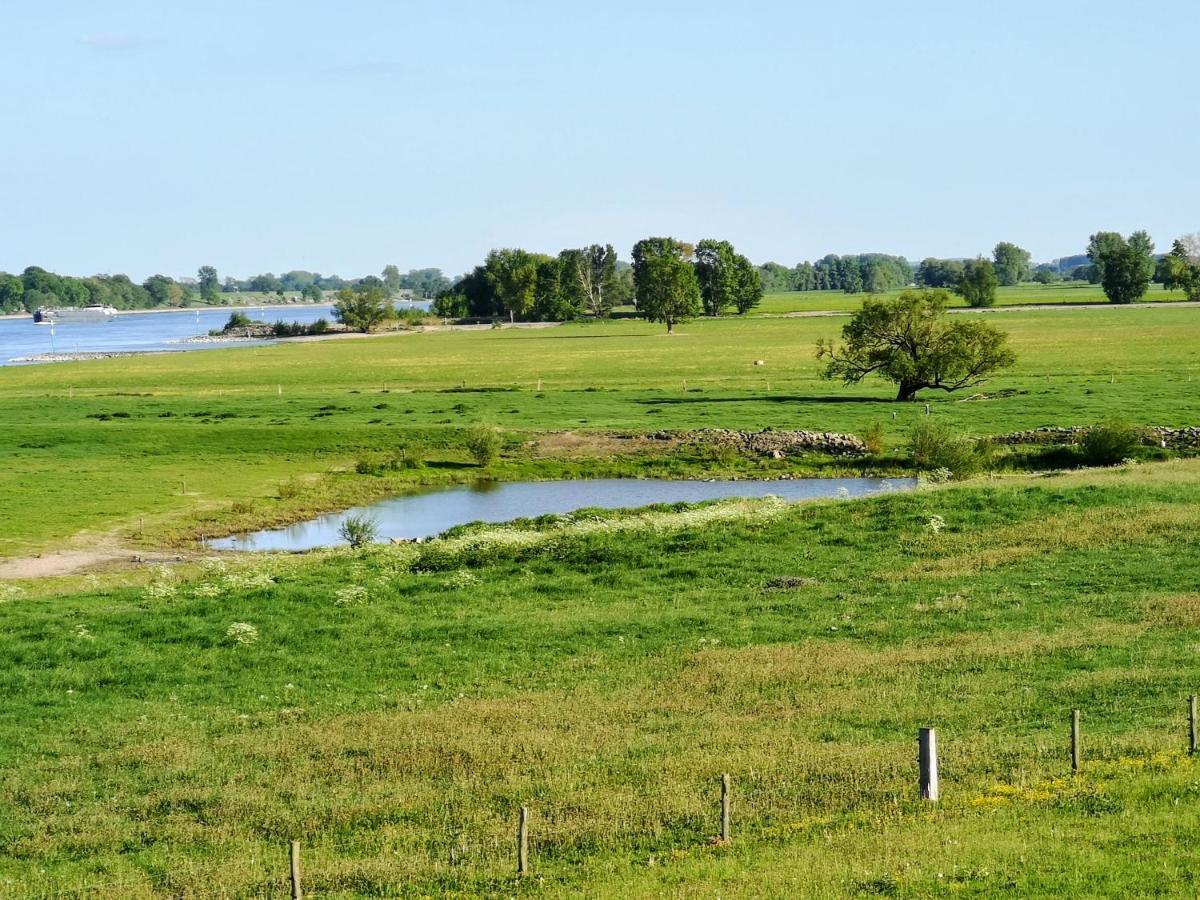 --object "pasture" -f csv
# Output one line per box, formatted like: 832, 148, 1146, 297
2, 463, 1200, 895
0, 304, 1198, 556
